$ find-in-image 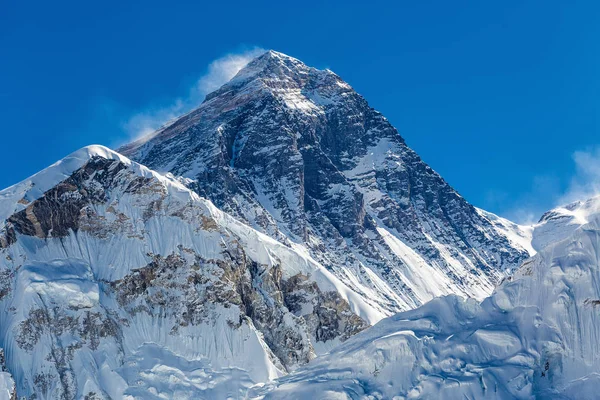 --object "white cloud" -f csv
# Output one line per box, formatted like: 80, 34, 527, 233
560, 147, 600, 204
121, 98, 186, 142
493, 146, 600, 224
118, 47, 265, 144
197, 48, 265, 96
489, 175, 561, 225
